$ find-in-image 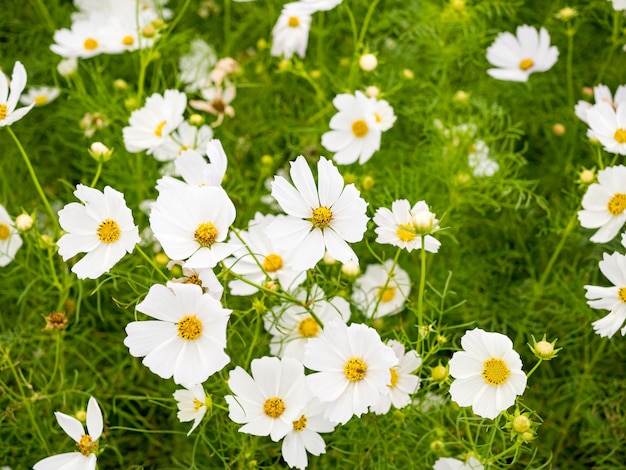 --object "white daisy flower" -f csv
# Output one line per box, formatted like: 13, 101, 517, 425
0, 61, 34, 127
168, 260, 224, 301
33, 397, 103, 470
174, 384, 210, 436
57, 185, 140, 280
372, 98, 397, 132
271, 9, 312, 59
433, 456, 484, 470
225, 356, 308, 442
486, 25, 558, 82
267, 156, 368, 270
578, 165, 626, 243
19, 86, 60, 107
586, 102, 626, 155
468, 140, 499, 177
149, 184, 237, 269
50, 17, 110, 58
352, 260, 411, 319
189, 82, 236, 127
373, 199, 441, 253
152, 121, 214, 162
0, 205, 23, 267
123, 89, 187, 154
449, 328, 527, 420
124, 282, 231, 385
266, 287, 351, 361
303, 319, 398, 425
585, 252, 626, 338
321, 91, 382, 165
574, 84, 626, 126
179, 38, 218, 92
226, 213, 307, 296
370, 340, 421, 415
280, 396, 336, 470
